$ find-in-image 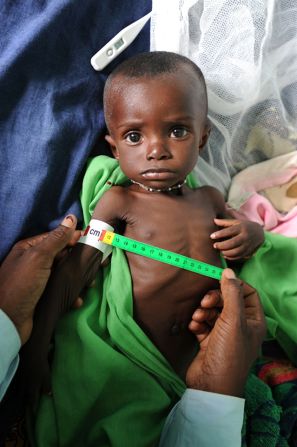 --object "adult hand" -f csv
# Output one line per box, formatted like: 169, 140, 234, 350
210, 218, 264, 260
186, 269, 266, 397
0, 215, 80, 345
